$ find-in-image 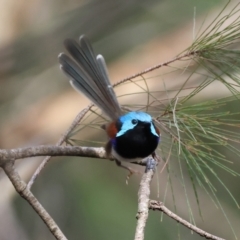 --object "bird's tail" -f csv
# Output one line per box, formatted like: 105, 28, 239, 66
58, 35, 122, 120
